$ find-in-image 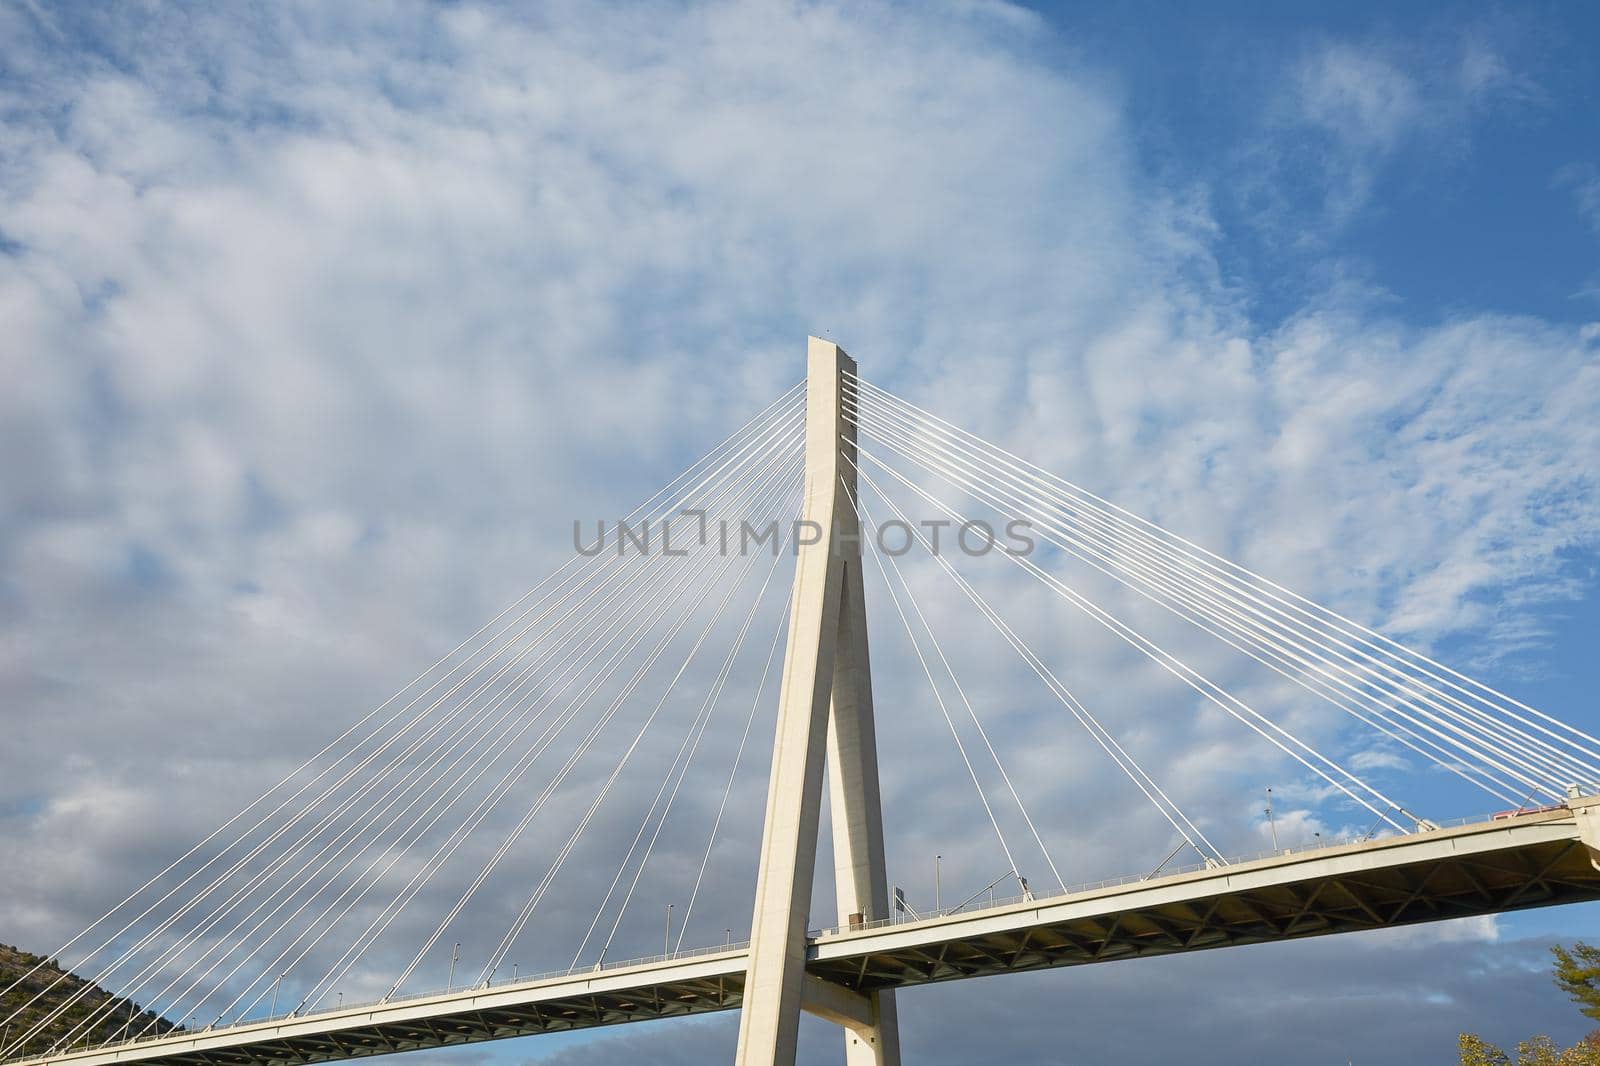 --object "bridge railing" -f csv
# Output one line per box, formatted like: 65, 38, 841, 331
39, 805, 1567, 1062
812, 805, 1566, 938
76, 937, 756, 1059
